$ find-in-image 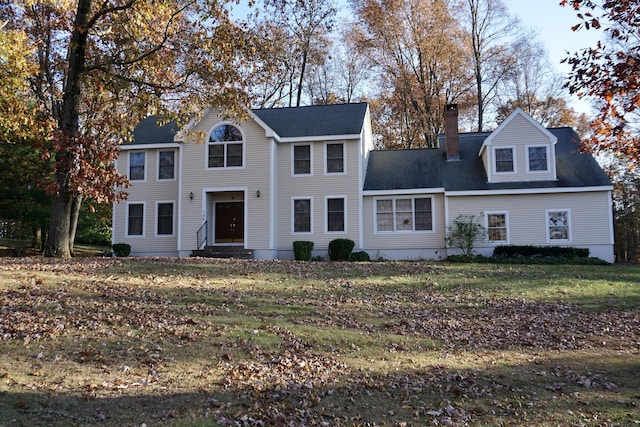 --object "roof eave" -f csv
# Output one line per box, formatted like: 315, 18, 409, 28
363, 188, 446, 196
480, 108, 558, 153
446, 185, 613, 196
277, 133, 362, 143
248, 109, 282, 141
120, 142, 181, 150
